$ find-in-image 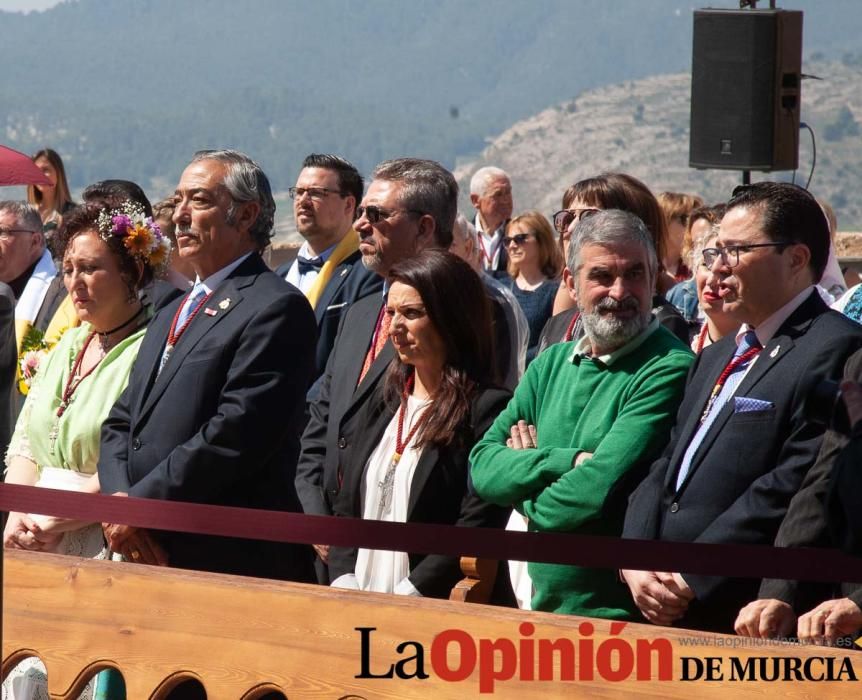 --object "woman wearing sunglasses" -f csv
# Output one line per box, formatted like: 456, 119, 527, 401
504, 211, 563, 364
536, 172, 688, 355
